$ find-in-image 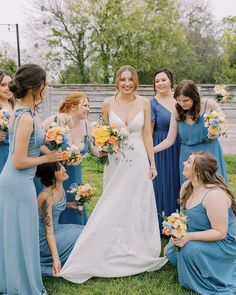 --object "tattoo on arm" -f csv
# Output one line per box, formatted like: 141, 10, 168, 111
41, 199, 52, 227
